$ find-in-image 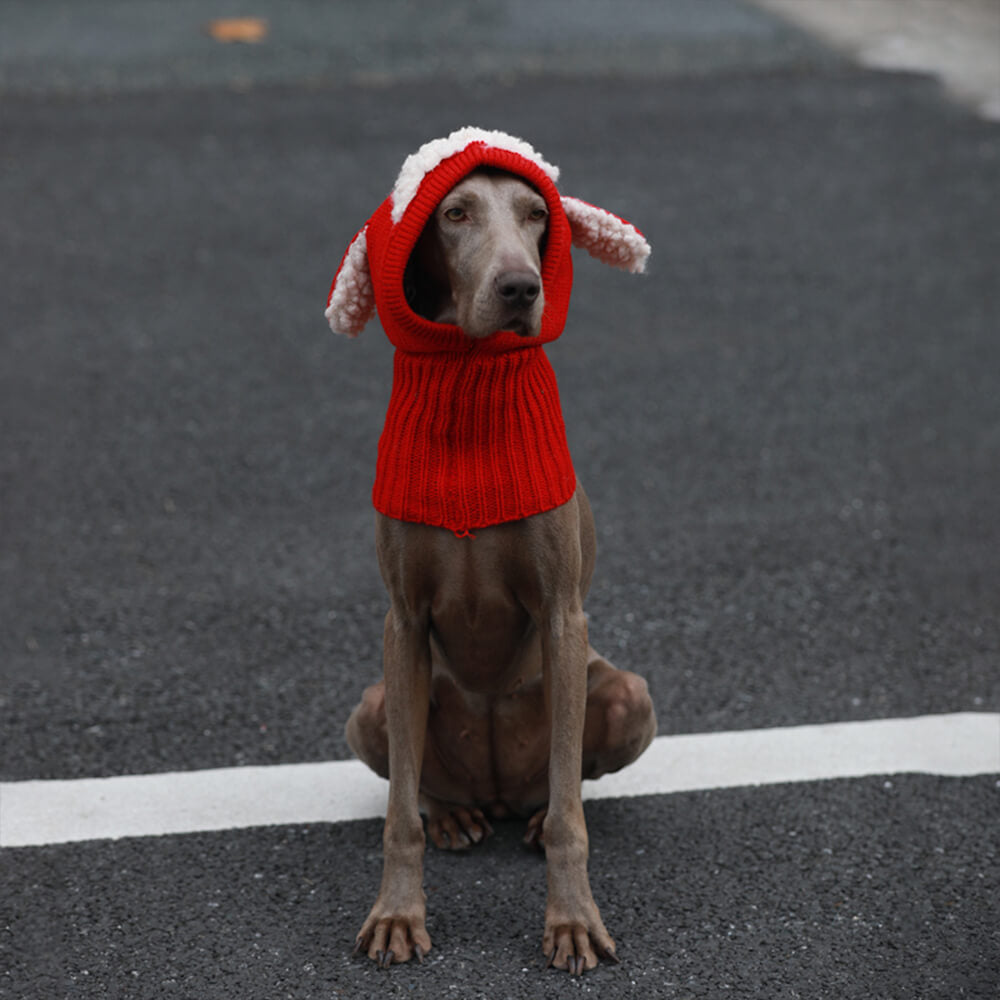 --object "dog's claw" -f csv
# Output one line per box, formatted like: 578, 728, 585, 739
378, 949, 396, 969
523, 827, 544, 853
414, 944, 425, 964
523, 808, 547, 853
546, 949, 557, 969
